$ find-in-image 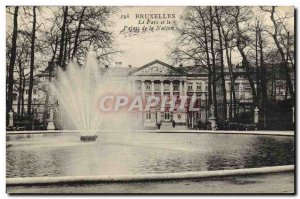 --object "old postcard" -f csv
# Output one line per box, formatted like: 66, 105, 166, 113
5, 6, 295, 194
